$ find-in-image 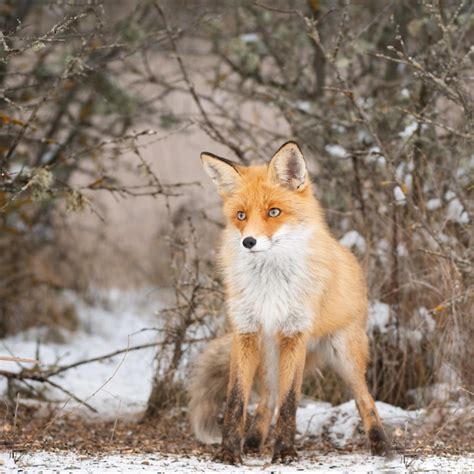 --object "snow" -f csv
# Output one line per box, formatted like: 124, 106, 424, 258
325, 144, 348, 158
400, 88, 410, 99
395, 162, 405, 181
294, 100, 311, 112
368, 301, 391, 334
240, 33, 258, 43
2, 450, 474, 472
376, 238, 390, 262
367, 303, 439, 348
415, 307, 436, 333
399, 121, 418, 138
366, 146, 386, 167
0, 452, 16, 470
339, 230, 366, 253
444, 191, 469, 223
0, 289, 162, 417
426, 198, 442, 211
297, 399, 420, 448
406, 383, 456, 406
331, 124, 346, 133
397, 242, 408, 257
397, 327, 423, 348
446, 197, 469, 224
445, 190, 456, 200
355, 96, 374, 109
393, 185, 406, 206
357, 129, 371, 144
